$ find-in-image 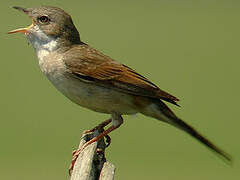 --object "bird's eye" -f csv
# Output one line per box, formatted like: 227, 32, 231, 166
38, 16, 50, 24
